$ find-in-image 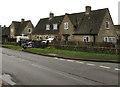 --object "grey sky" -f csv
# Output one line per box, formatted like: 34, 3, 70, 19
0, 0, 119, 27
